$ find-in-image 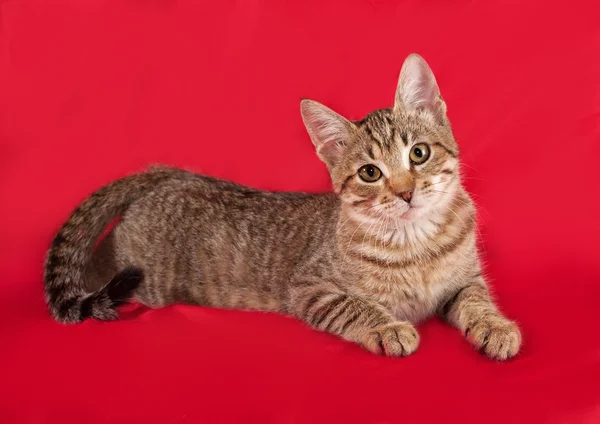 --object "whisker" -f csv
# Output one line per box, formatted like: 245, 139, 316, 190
429, 180, 451, 187
460, 162, 484, 175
